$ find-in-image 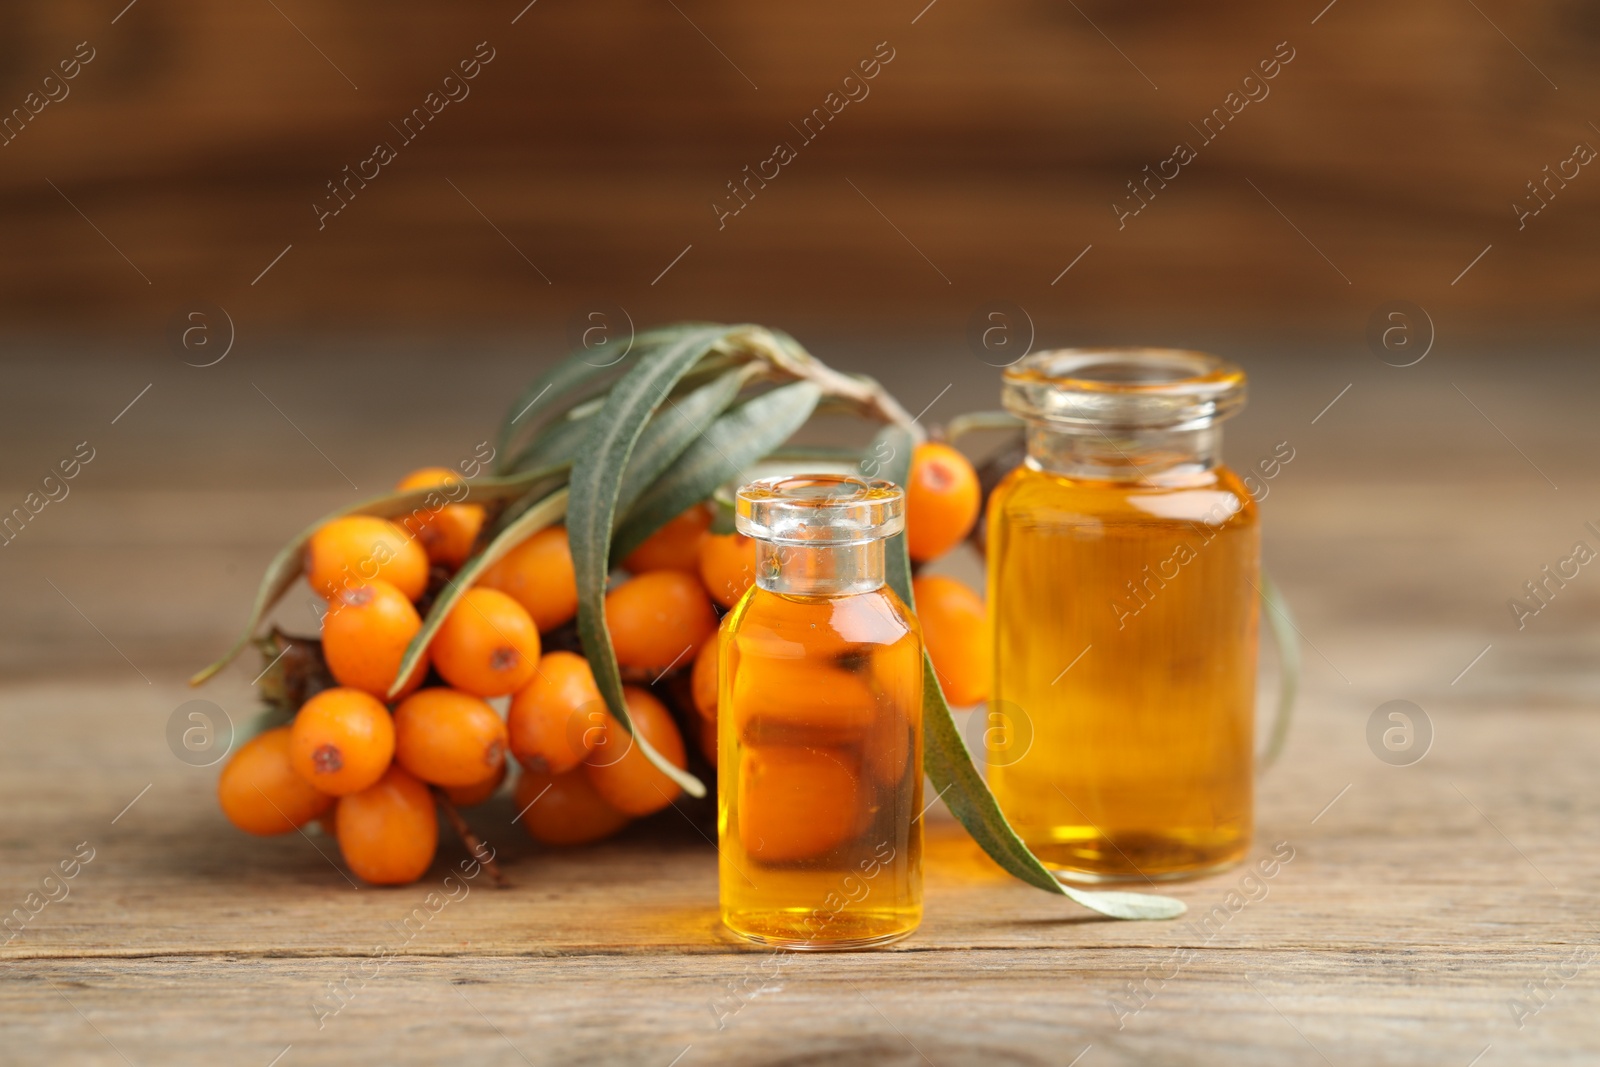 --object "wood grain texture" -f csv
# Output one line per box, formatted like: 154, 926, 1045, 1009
2, 682, 1597, 1065
2, 351, 1598, 1063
